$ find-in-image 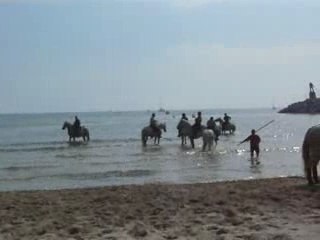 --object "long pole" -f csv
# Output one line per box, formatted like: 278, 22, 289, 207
238, 120, 275, 145
255, 120, 275, 133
